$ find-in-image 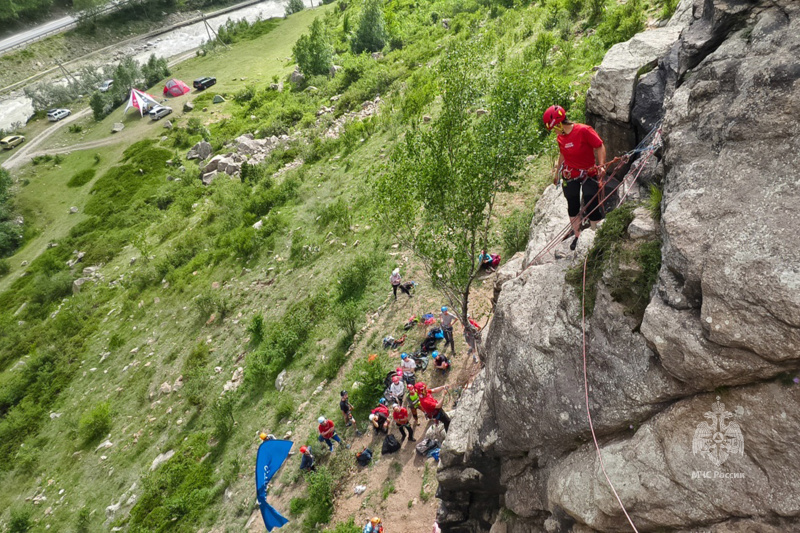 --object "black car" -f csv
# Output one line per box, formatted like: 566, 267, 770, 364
193, 77, 217, 90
